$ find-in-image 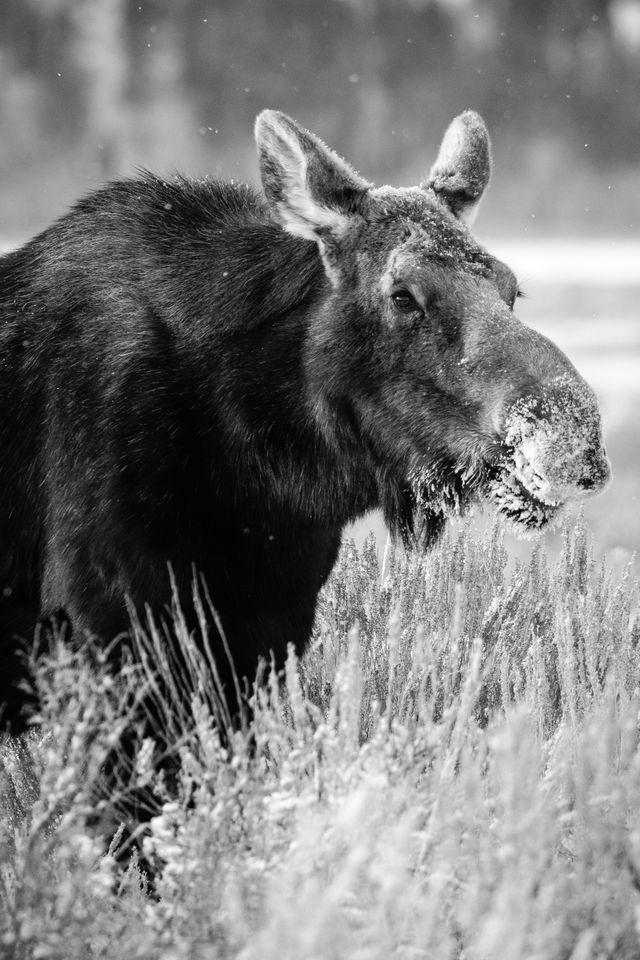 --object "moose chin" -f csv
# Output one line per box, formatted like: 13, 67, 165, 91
0, 107, 610, 732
